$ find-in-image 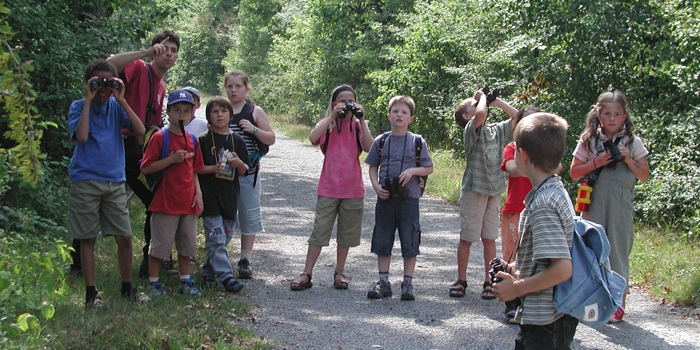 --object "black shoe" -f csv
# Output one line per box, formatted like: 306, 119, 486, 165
223, 277, 244, 293
138, 257, 148, 278
237, 259, 252, 279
